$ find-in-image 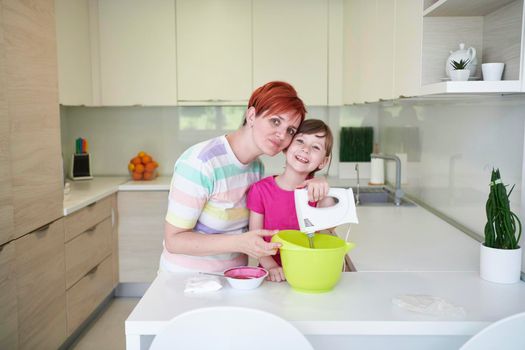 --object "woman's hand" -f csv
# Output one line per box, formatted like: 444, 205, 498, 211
238, 229, 281, 259
298, 176, 330, 202
267, 266, 286, 282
